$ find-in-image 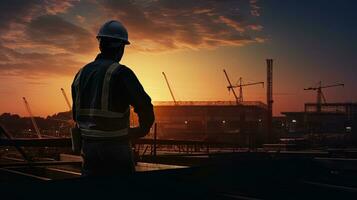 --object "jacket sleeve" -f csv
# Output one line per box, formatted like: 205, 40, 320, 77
120, 67, 155, 138
71, 71, 80, 122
